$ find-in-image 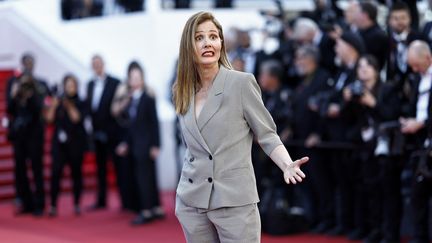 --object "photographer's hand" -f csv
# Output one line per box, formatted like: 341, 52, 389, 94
327, 103, 340, 118
343, 88, 352, 102
360, 90, 376, 108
